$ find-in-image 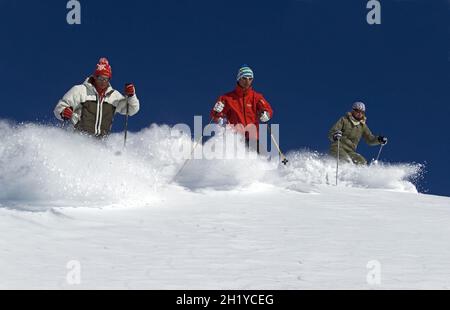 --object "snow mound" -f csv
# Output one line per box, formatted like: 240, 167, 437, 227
0, 120, 423, 208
